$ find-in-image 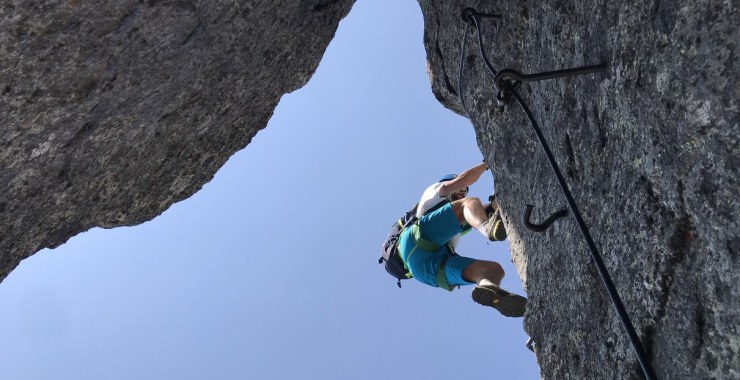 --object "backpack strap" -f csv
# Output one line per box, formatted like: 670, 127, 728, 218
400, 222, 436, 273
